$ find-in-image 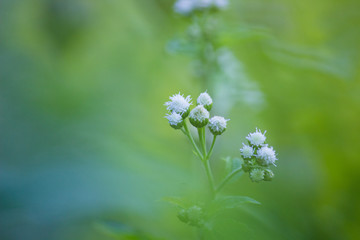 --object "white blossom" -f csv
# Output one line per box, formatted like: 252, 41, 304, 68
173, 0, 196, 15
257, 145, 277, 165
213, 0, 228, 9
189, 105, 209, 121
240, 143, 254, 158
196, 0, 213, 9
246, 128, 266, 146
165, 112, 183, 126
189, 105, 210, 127
165, 92, 192, 115
208, 116, 228, 135
197, 91, 213, 106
